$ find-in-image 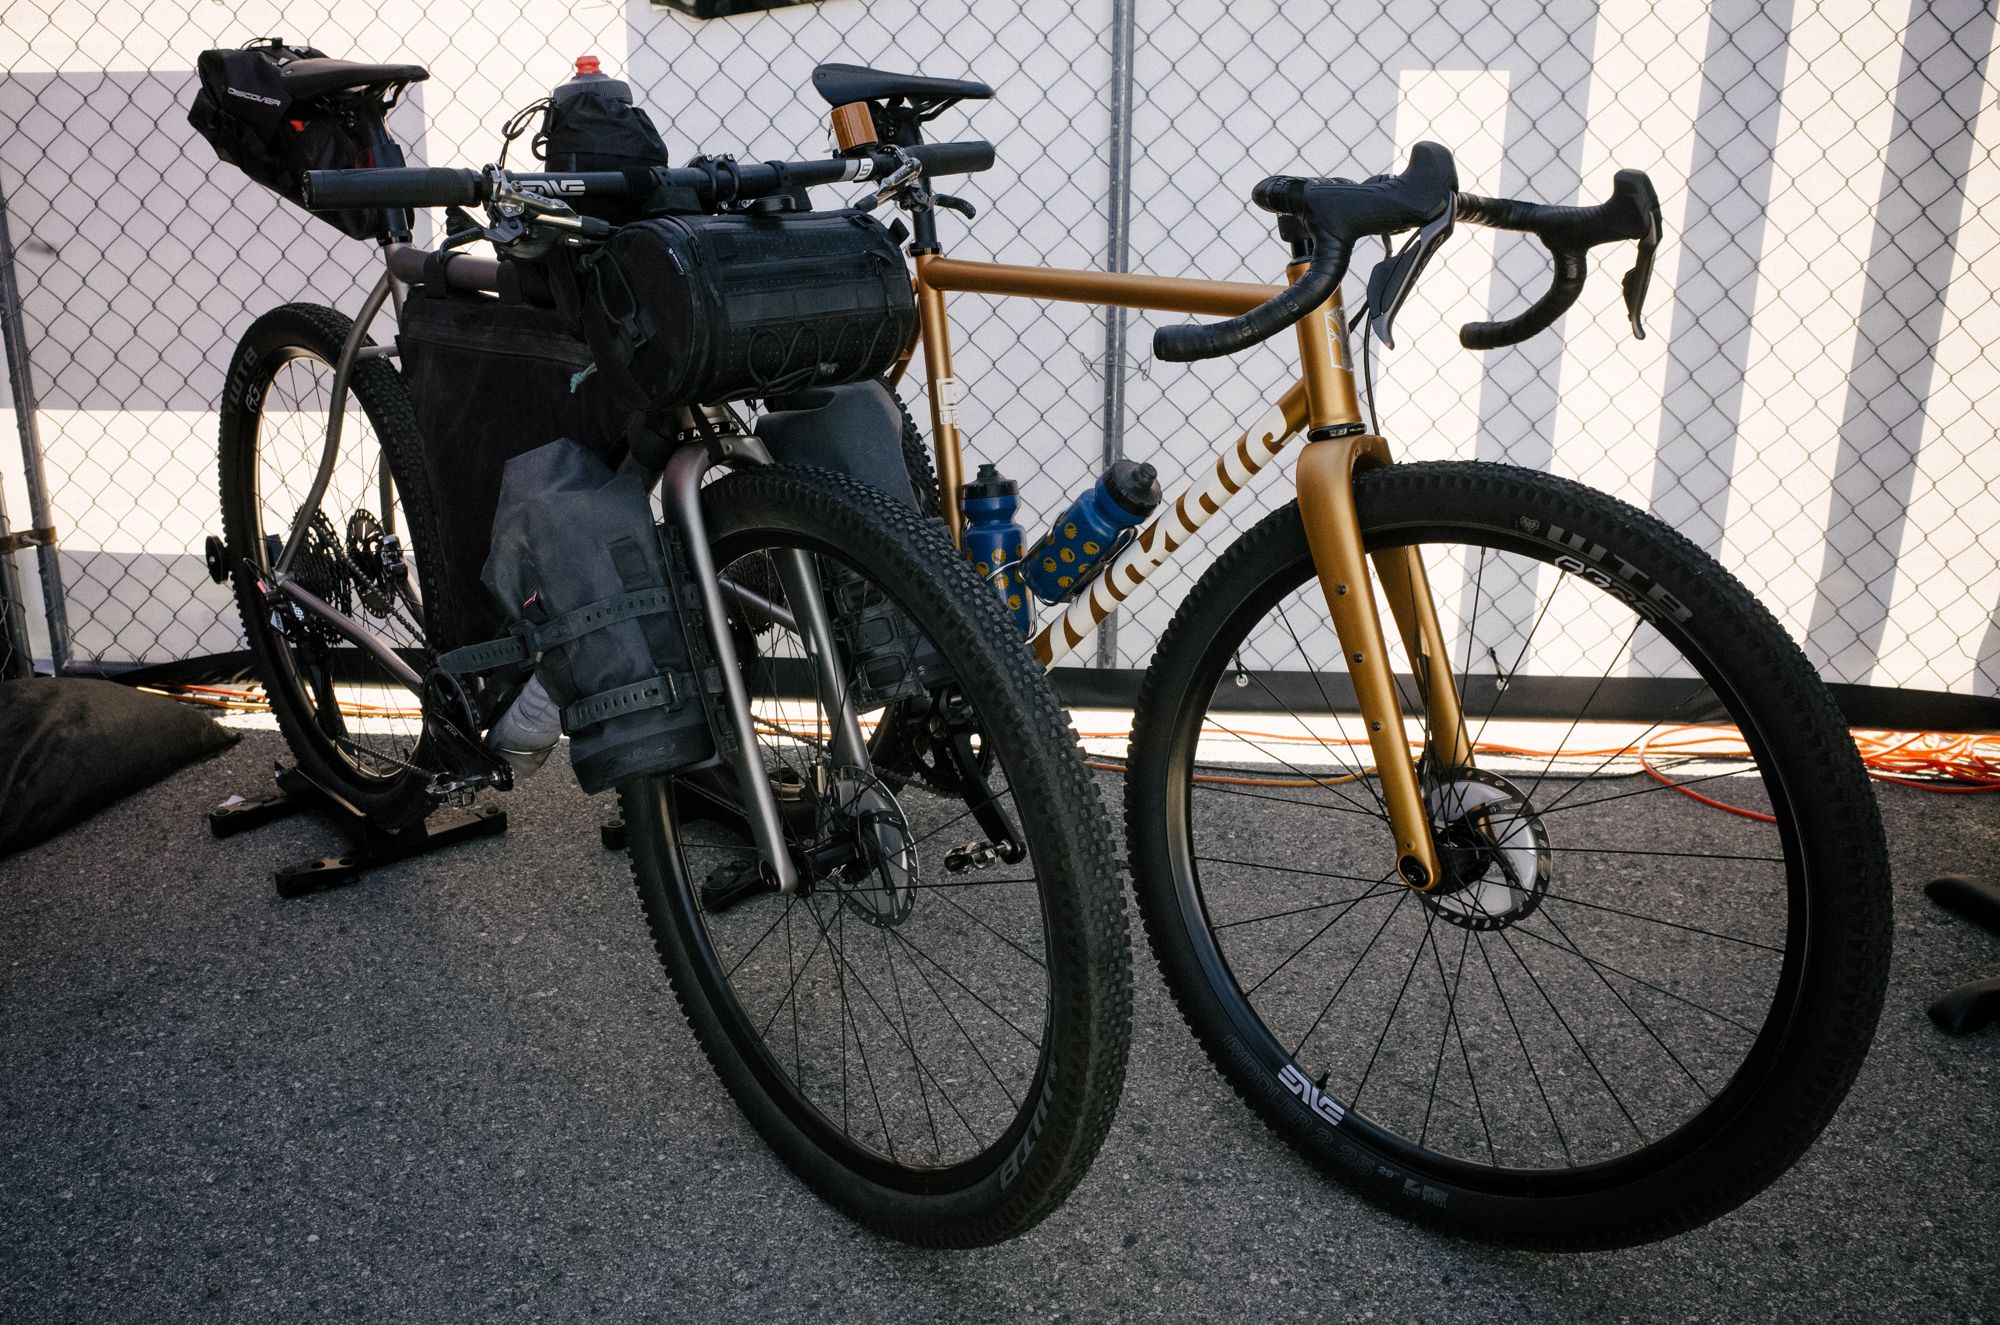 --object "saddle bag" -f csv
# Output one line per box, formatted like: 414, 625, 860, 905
471, 439, 716, 795
186, 38, 420, 240
397, 282, 631, 645
575, 209, 916, 414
